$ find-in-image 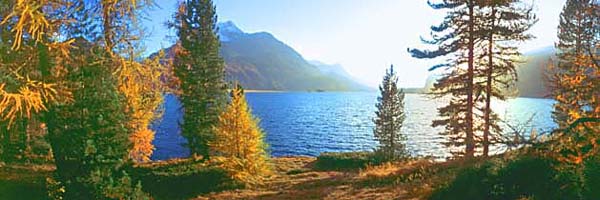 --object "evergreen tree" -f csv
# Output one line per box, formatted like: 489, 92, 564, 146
47, 0, 153, 197
373, 65, 408, 160
550, 3, 599, 193
210, 84, 271, 185
46, 41, 133, 199
551, 0, 599, 128
477, 0, 536, 156
409, 0, 480, 158
173, 0, 227, 159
